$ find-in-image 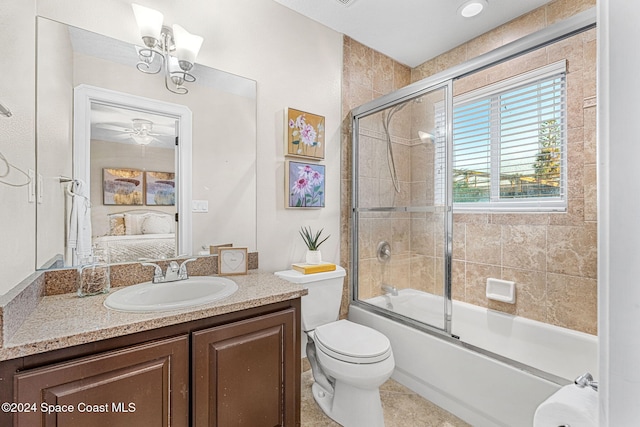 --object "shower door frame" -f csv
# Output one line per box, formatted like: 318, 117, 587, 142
349, 7, 597, 341
351, 81, 454, 336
